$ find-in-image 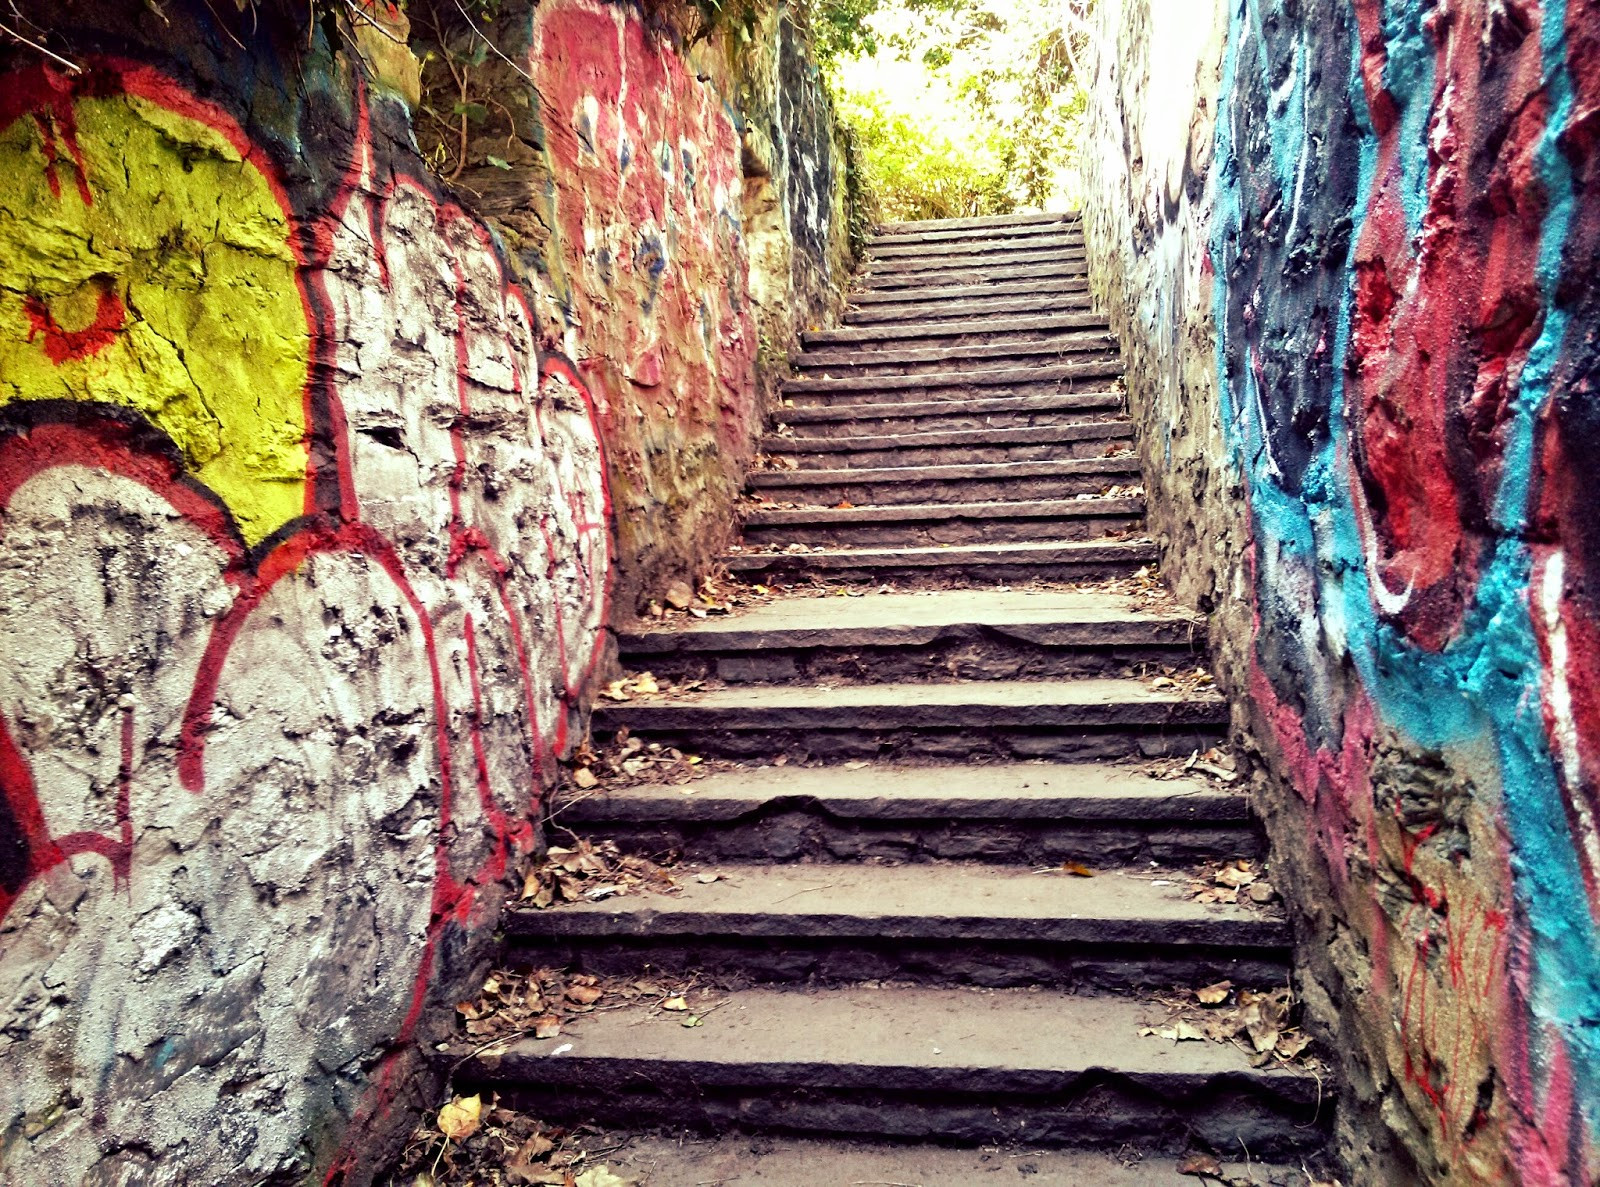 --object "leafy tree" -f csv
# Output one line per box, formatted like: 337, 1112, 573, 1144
828, 0, 1095, 217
